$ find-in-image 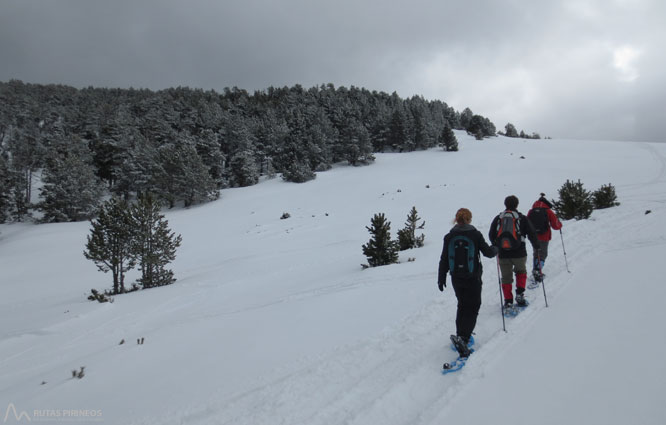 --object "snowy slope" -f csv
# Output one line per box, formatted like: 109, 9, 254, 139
1, 133, 665, 425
